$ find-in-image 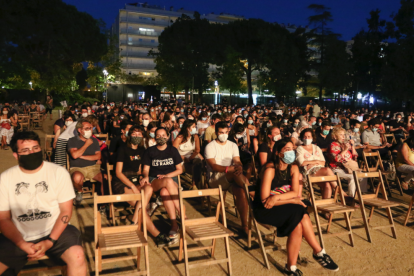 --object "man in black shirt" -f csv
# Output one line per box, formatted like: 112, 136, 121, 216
316, 121, 333, 161
389, 113, 408, 141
